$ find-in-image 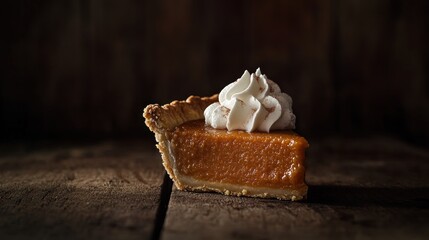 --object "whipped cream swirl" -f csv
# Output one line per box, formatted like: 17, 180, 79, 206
204, 68, 296, 132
